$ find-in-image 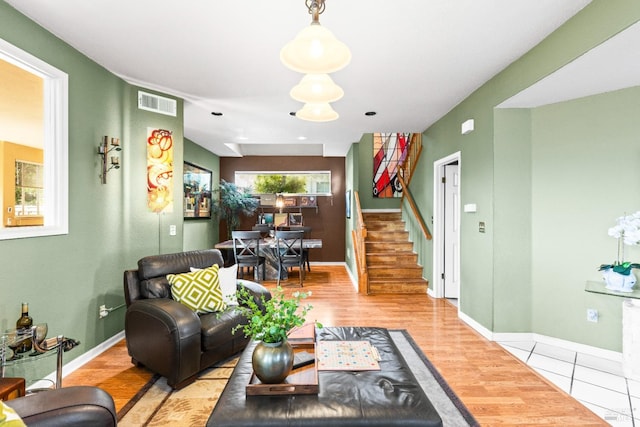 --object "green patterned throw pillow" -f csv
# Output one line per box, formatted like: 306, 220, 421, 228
0, 400, 27, 427
168, 265, 226, 313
